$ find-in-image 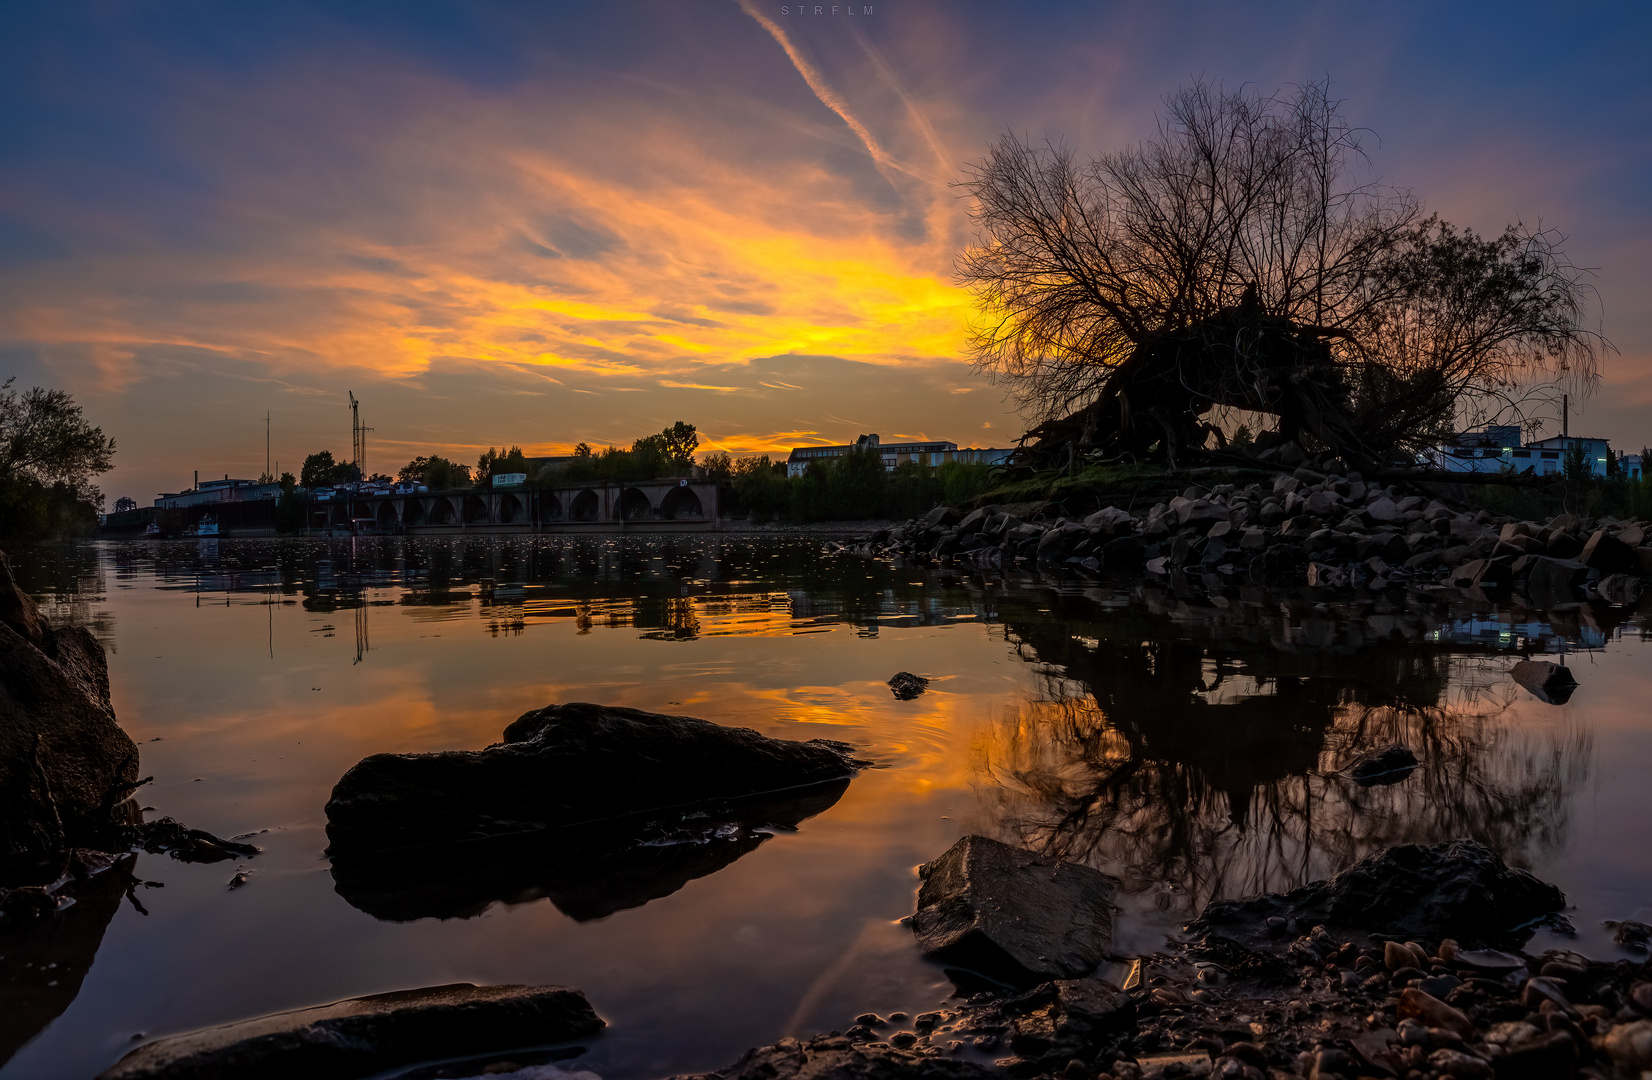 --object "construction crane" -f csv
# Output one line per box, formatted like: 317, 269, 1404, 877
348, 391, 372, 481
